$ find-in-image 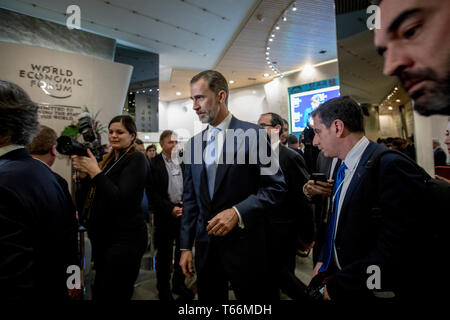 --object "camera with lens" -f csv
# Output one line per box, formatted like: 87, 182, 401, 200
56, 112, 105, 162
